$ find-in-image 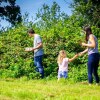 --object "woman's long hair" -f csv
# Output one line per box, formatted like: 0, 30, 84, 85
57, 50, 66, 64
84, 27, 92, 41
